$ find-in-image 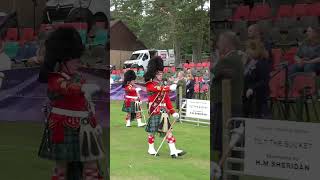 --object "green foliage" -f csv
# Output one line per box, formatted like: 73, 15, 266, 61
111, 0, 210, 62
